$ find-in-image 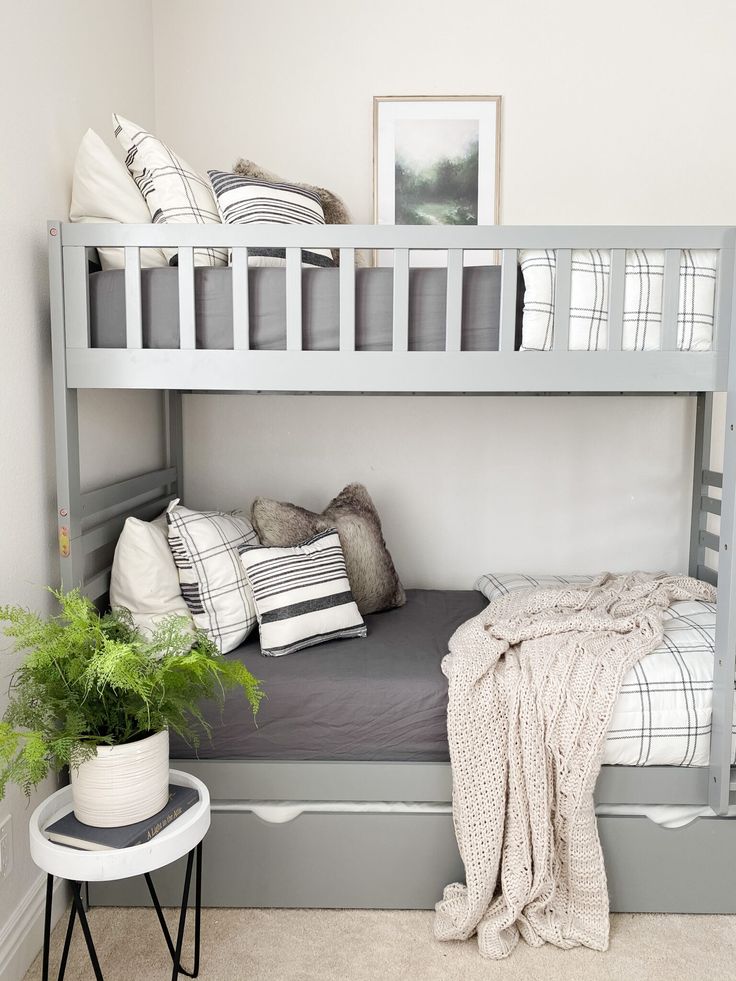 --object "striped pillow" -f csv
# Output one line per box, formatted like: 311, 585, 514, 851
167, 501, 259, 654
240, 530, 366, 657
207, 170, 335, 268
